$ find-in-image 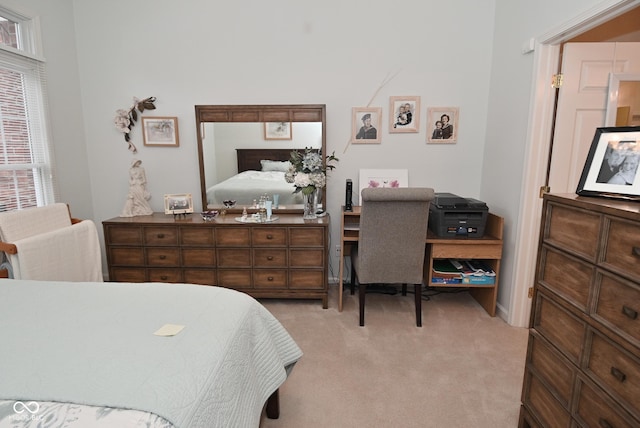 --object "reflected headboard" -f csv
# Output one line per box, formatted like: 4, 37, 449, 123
236, 149, 294, 173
